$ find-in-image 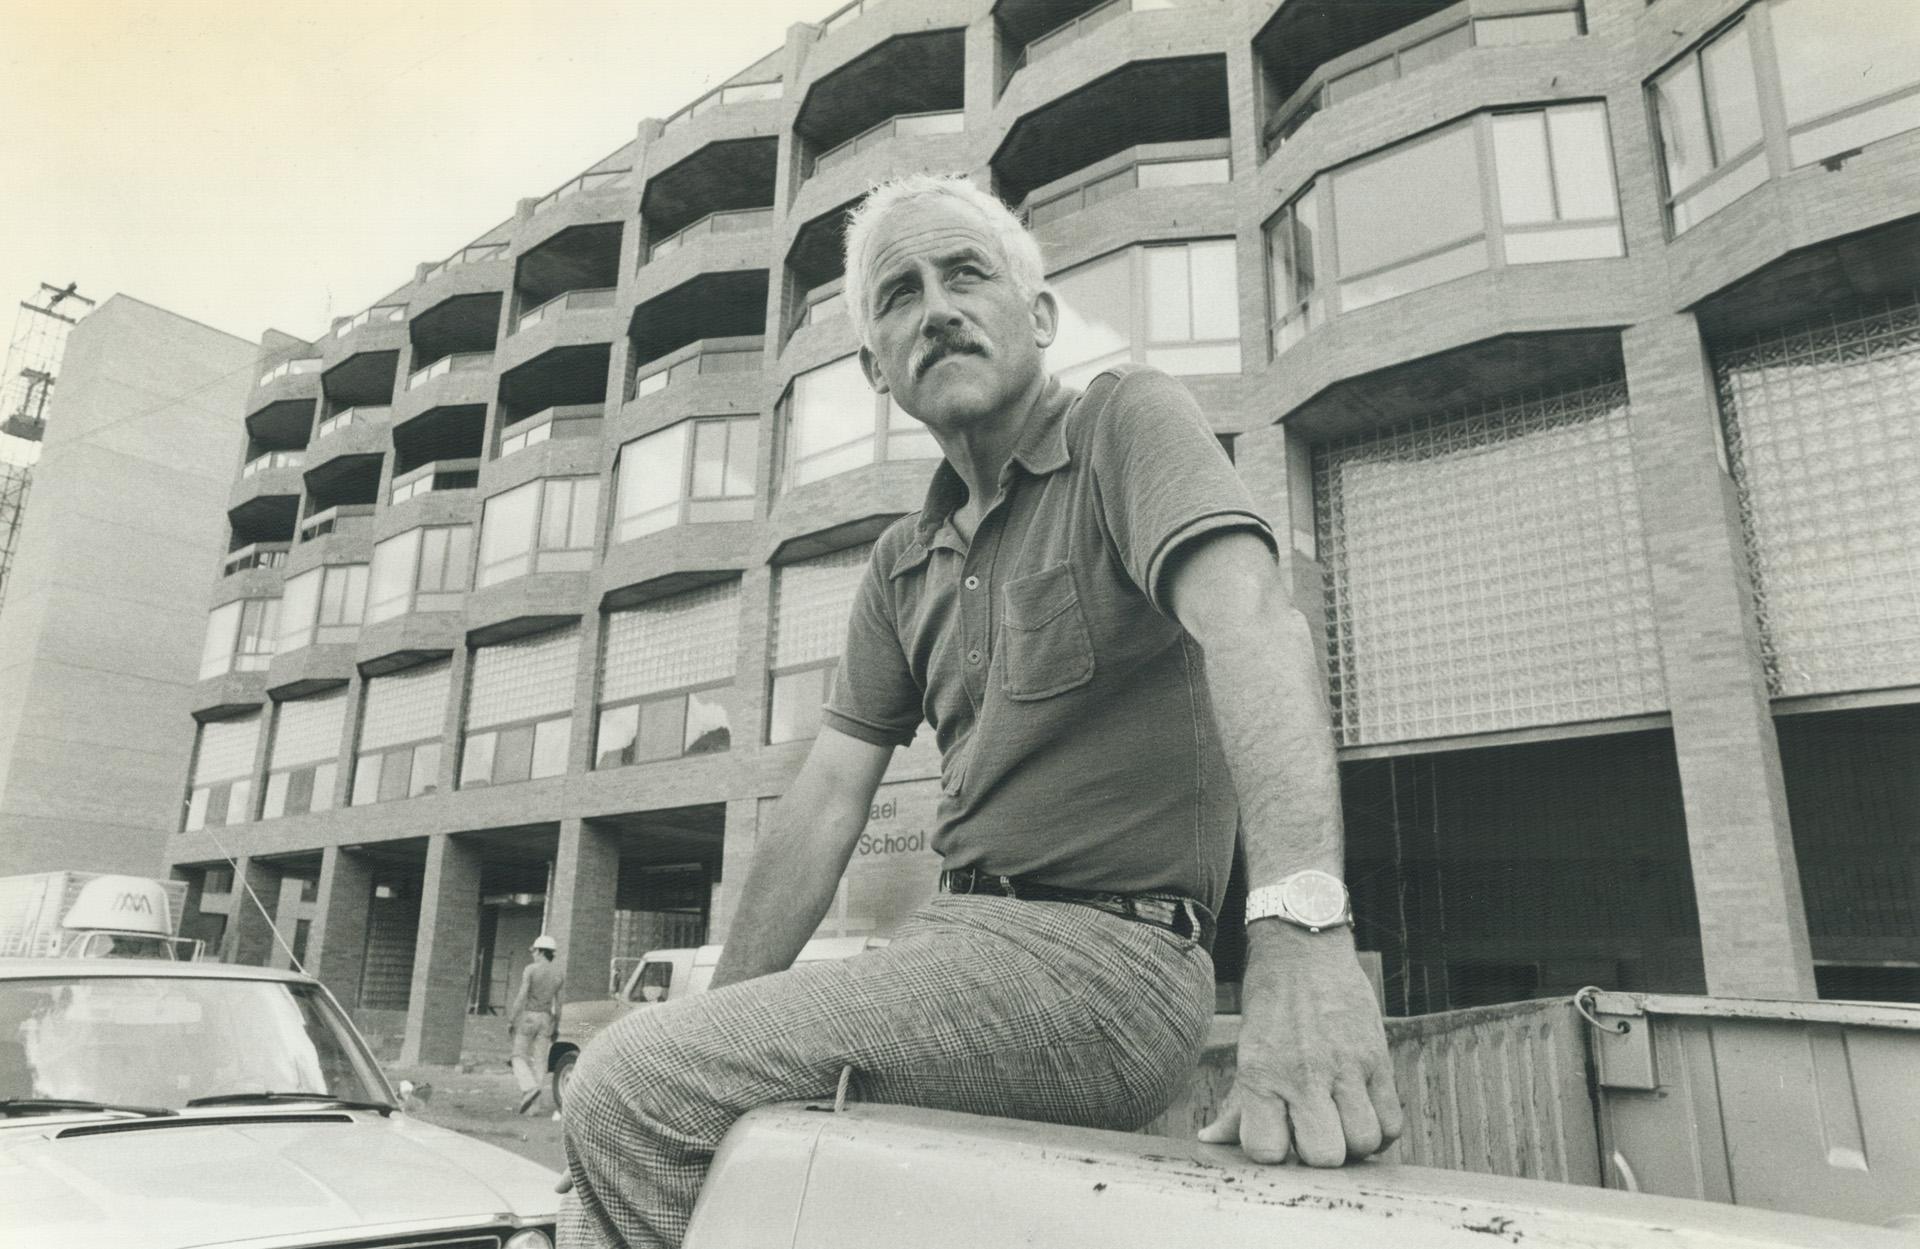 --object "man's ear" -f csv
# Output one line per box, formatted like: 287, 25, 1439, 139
858, 344, 891, 395
1030, 288, 1059, 350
